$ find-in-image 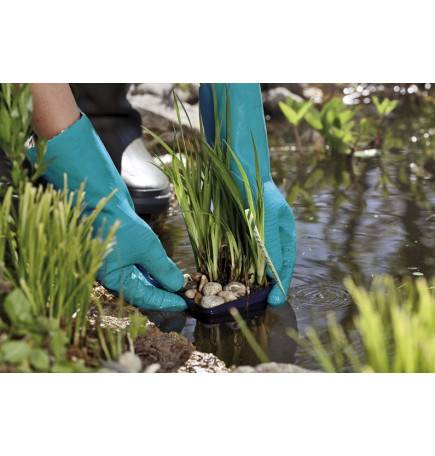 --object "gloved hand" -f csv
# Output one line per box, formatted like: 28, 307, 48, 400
27, 114, 186, 311
199, 83, 297, 306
